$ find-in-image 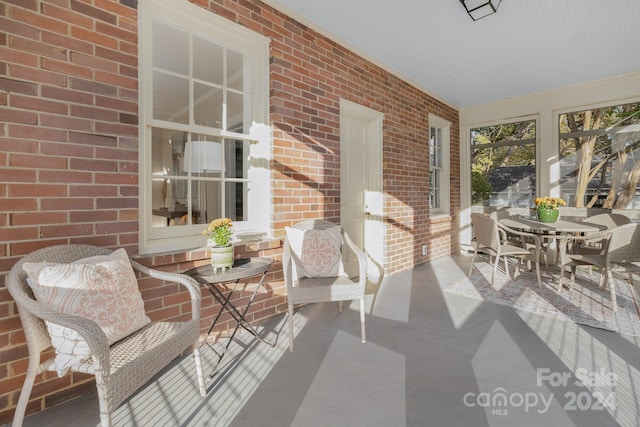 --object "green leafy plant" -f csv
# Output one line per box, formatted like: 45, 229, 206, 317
202, 217, 234, 247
